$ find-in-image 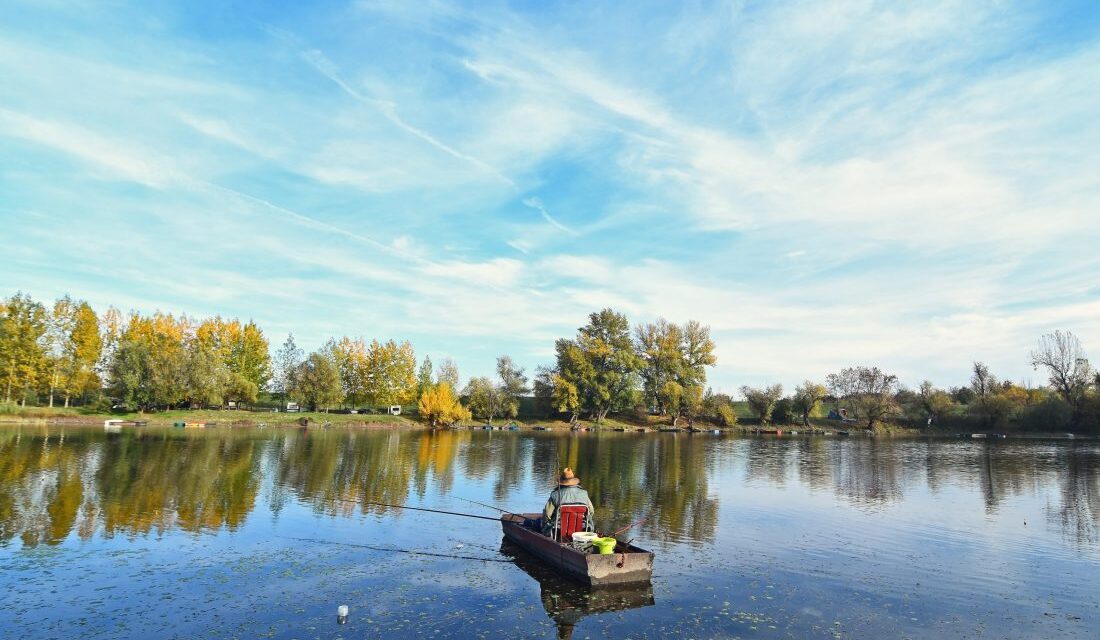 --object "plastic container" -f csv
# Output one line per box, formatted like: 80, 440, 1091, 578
593, 537, 617, 555
571, 531, 598, 550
